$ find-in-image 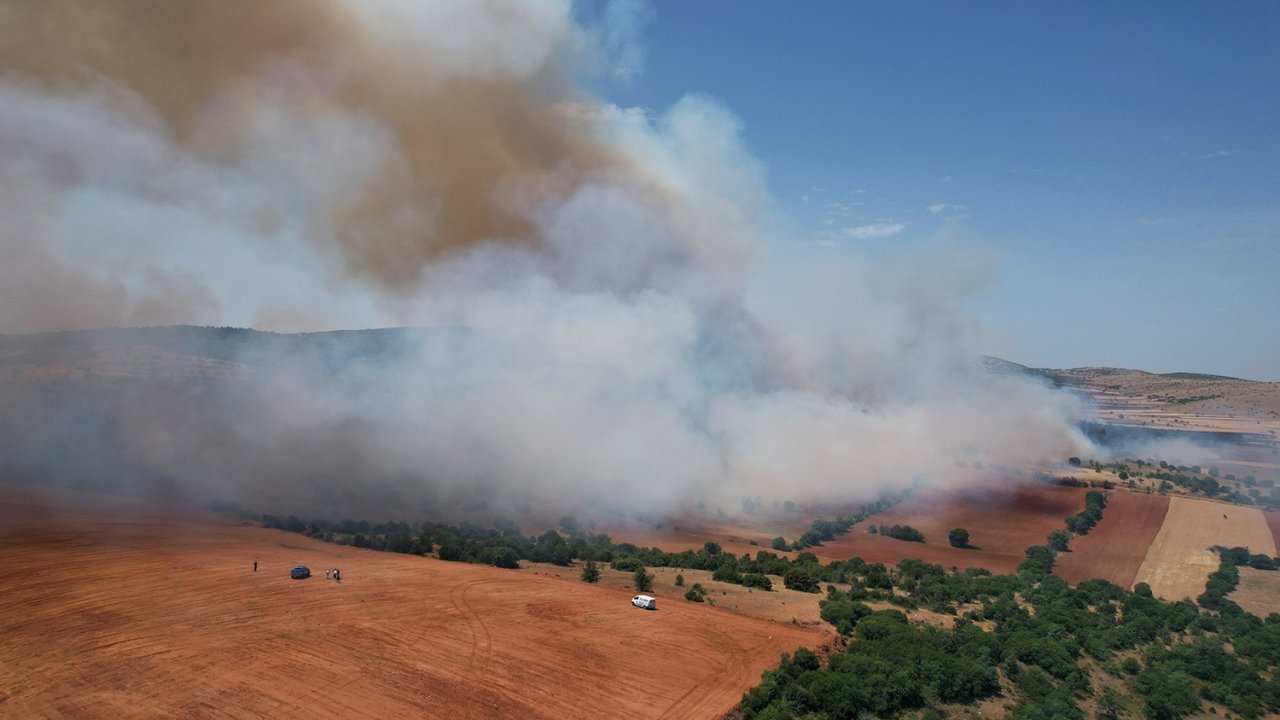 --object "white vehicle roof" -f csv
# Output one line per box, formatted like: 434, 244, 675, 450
633, 594, 655, 601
